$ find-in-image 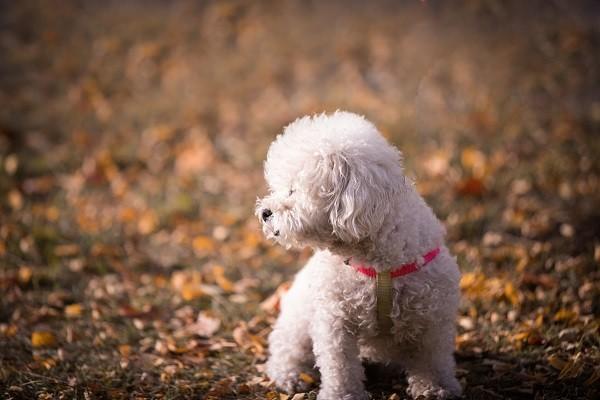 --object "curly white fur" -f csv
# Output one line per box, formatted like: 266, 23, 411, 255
256, 111, 462, 400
